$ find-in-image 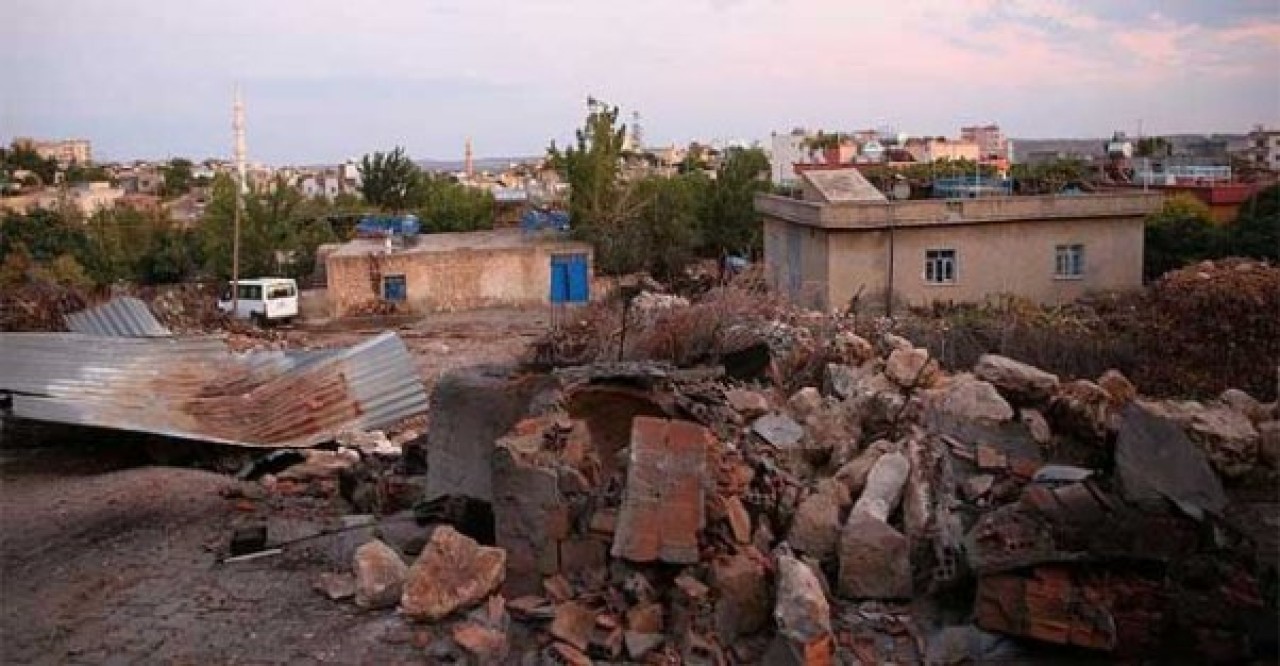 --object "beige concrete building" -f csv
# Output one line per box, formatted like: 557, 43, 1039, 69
325, 228, 593, 316
756, 169, 1163, 311
14, 137, 92, 165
